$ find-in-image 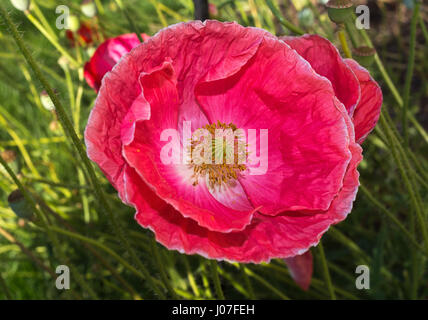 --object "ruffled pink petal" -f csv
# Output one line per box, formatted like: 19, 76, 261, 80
85, 21, 266, 204
125, 127, 361, 262
119, 53, 257, 233
281, 35, 360, 116
283, 250, 313, 291
124, 145, 257, 233
124, 98, 362, 262
345, 59, 383, 143
87, 21, 283, 232
84, 33, 149, 91
196, 35, 353, 215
